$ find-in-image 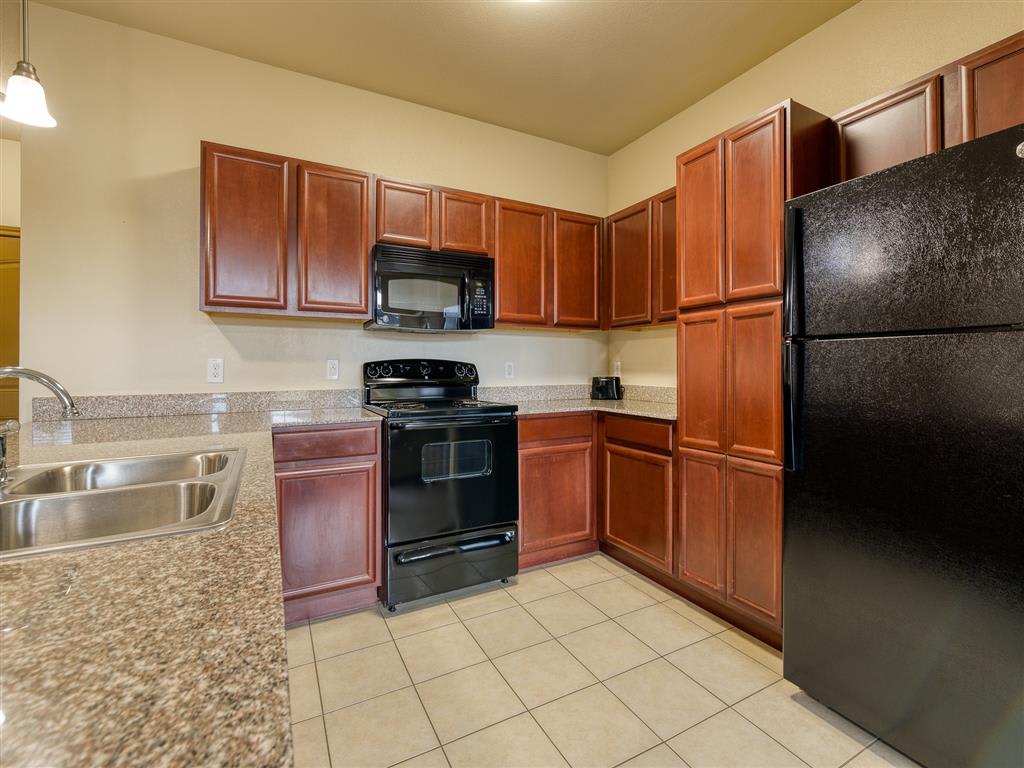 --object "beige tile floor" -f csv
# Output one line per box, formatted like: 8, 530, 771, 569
286, 553, 919, 768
